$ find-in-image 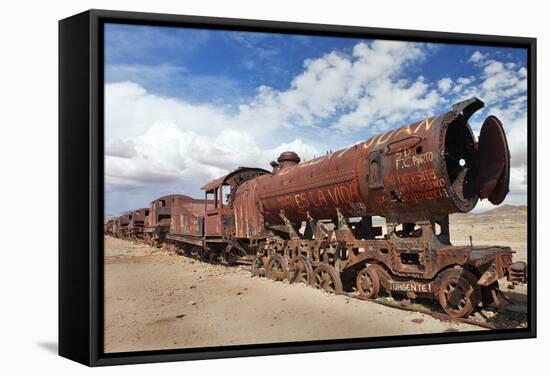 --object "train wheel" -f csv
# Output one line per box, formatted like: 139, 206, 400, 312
356, 266, 380, 298
290, 256, 313, 285
266, 255, 289, 281
437, 268, 480, 318
313, 264, 343, 294
251, 255, 267, 278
